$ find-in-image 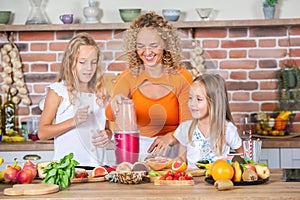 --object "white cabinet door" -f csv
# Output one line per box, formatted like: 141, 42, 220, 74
280, 148, 300, 169
0, 151, 54, 171
260, 148, 280, 168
